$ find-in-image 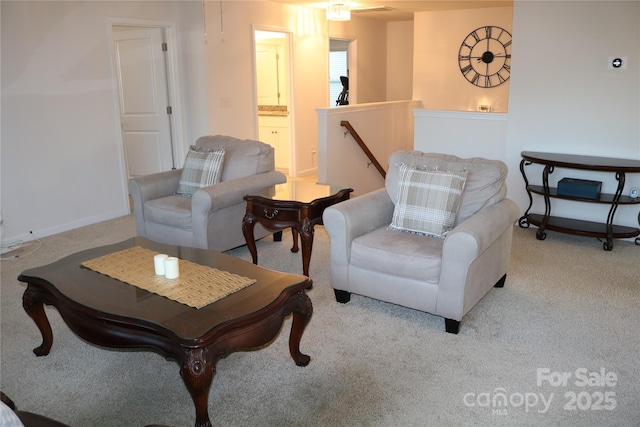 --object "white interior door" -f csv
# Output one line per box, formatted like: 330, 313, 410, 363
112, 27, 174, 178
256, 44, 281, 106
